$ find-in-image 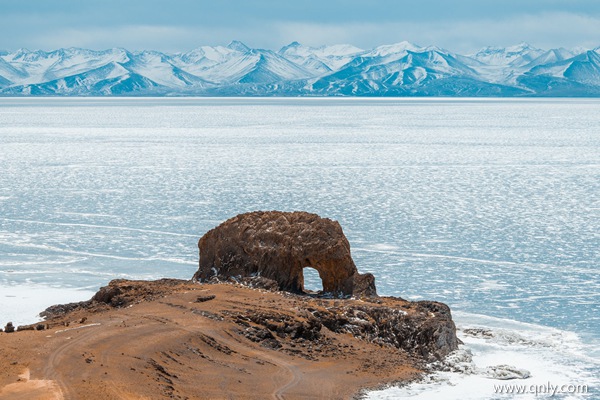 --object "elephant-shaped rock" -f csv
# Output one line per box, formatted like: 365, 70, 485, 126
192, 211, 377, 297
